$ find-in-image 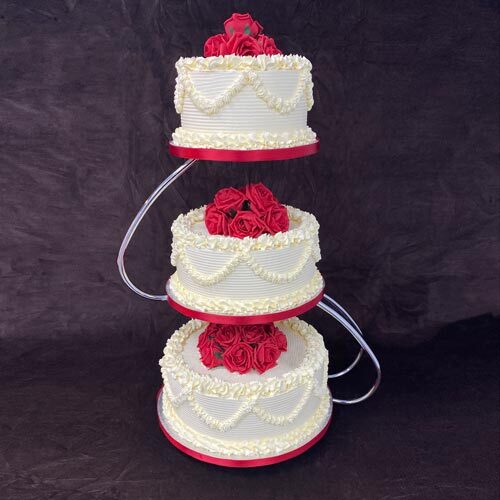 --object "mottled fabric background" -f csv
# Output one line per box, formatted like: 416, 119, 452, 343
0, 2, 499, 500
0, 0, 498, 346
